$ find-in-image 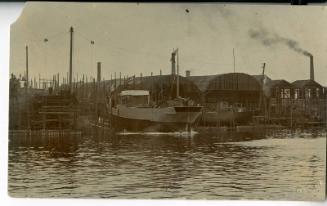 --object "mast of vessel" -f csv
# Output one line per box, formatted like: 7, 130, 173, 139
69, 26, 74, 94
260, 63, 266, 118
176, 48, 180, 98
